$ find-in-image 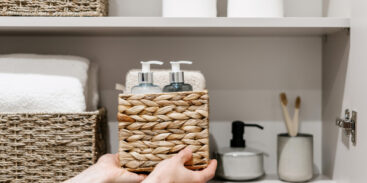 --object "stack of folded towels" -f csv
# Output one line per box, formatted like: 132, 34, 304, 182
0, 54, 99, 113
